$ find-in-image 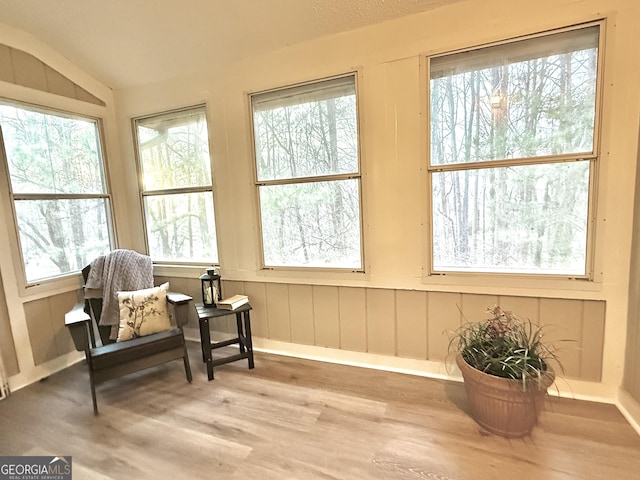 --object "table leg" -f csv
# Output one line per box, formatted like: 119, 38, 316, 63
244, 311, 255, 370
235, 312, 246, 354
199, 317, 214, 380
